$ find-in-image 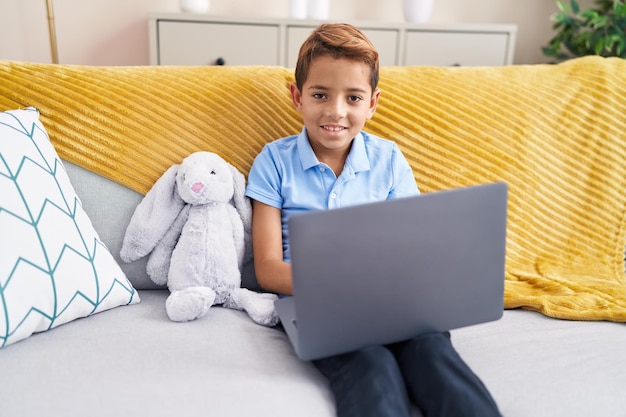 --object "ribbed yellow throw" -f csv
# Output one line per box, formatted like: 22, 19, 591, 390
1, 57, 625, 321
